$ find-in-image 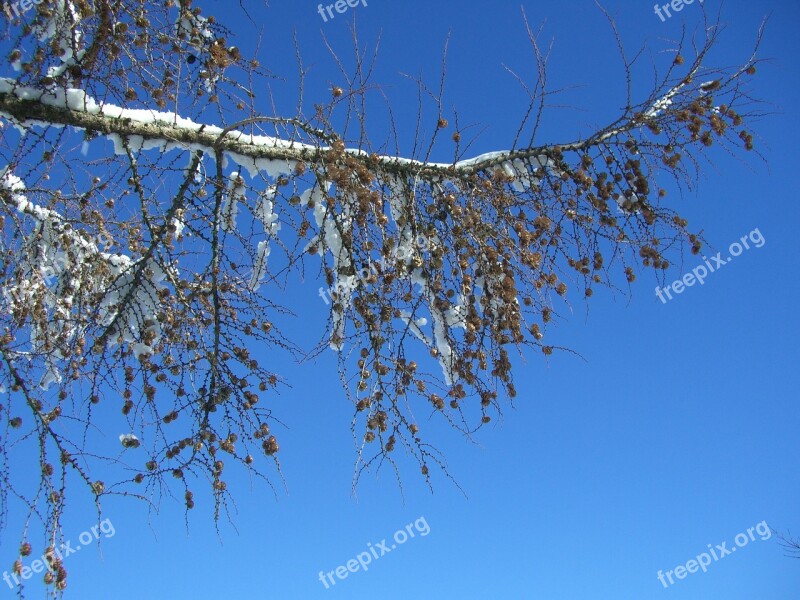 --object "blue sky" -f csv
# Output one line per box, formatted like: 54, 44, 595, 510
2, 1, 799, 598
